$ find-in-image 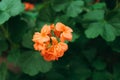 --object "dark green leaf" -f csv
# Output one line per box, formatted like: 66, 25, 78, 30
22, 30, 34, 49
92, 3, 106, 9
92, 59, 106, 70
82, 48, 97, 62
109, 37, 120, 52
113, 63, 120, 80
7, 48, 20, 65
51, 0, 68, 12
0, 39, 8, 55
93, 71, 112, 80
